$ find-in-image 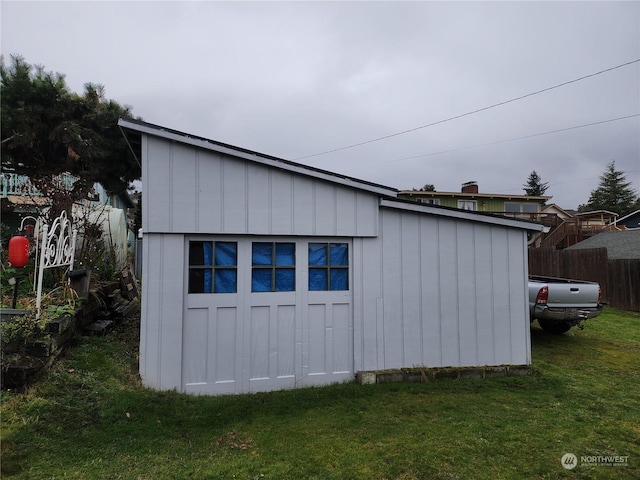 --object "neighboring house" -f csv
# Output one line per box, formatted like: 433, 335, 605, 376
398, 181, 551, 216
539, 208, 622, 249
565, 230, 640, 259
541, 203, 573, 222
1, 172, 133, 266
119, 118, 545, 396
1, 172, 133, 221
615, 210, 640, 230
575, 210, 618, 230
